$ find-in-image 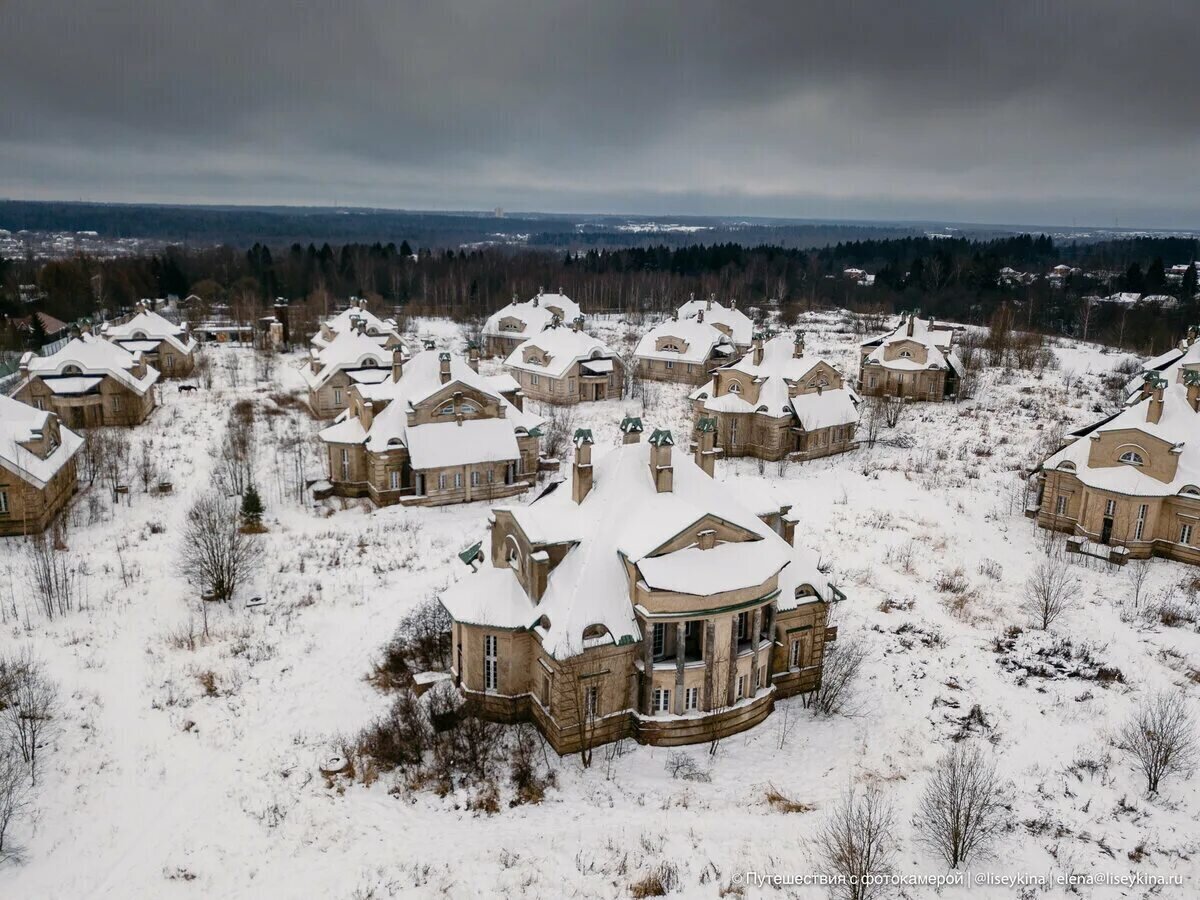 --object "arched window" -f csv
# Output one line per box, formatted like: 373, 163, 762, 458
62, 364, 82, 376
439, 403, 455, 416
362, 357, 378, 368
1057, 461, 1076, 472
506, 537, 521, 571
899, 350, 913, 358
661, 343, 681, 353
727, 382, 742, 394
1119, 450, 1144, 466
132, 331, 146, 339
460, 403, 477, 415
